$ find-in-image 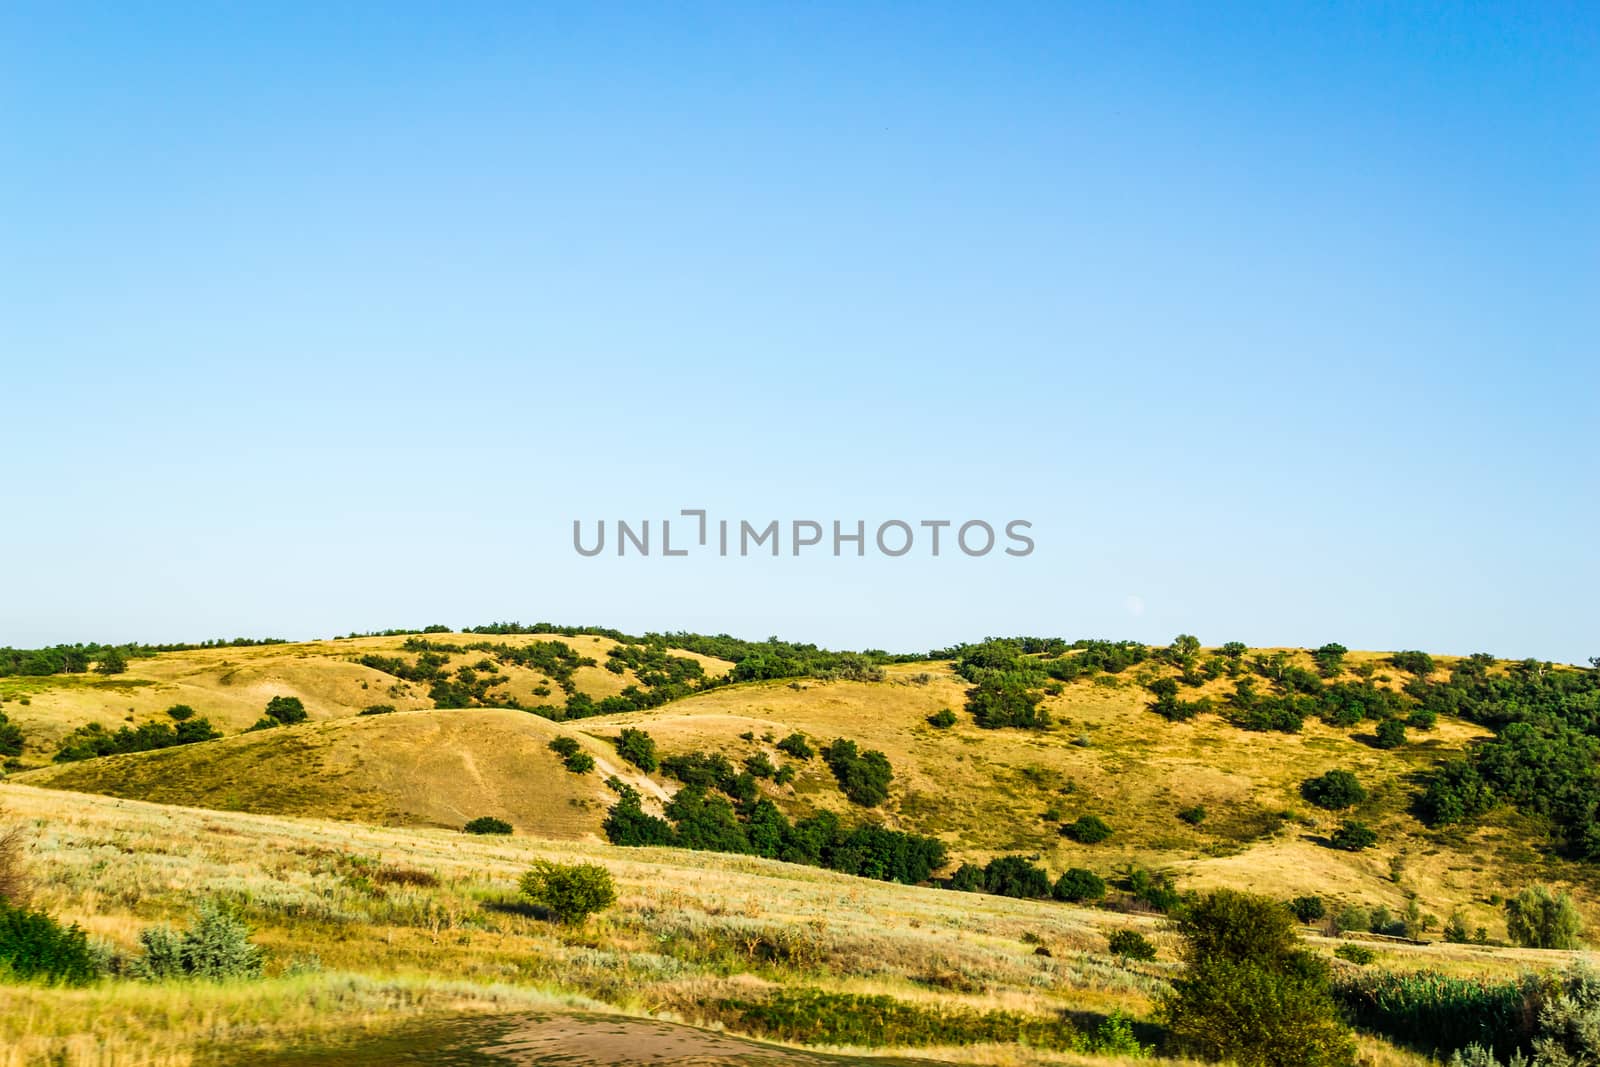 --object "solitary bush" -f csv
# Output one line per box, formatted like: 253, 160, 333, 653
1301, 770, 1366, 810
519, 860, 616, 924
165, 704, 196, 721
1160, 889, 1356, 1066
358, 704, 397, 716
263, 695, 307, 725
1329, 821, 1378, 852
1054, 867, 1106, 903
1063, 814, 1113, 844
463, 816, 512, 835
775, 732, 814, 760
927, 708, 958, 728
1177, 805, 1207, 826
1505, 885, 1585, 949
615, 727, 658, 772
1333, 944, 1375, 965
1374, 717, 1407, 749
1108, 929, 1157, 961
1289, 896, 1327, 923
0, 899, 99, 984
133, 902, 261, 980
